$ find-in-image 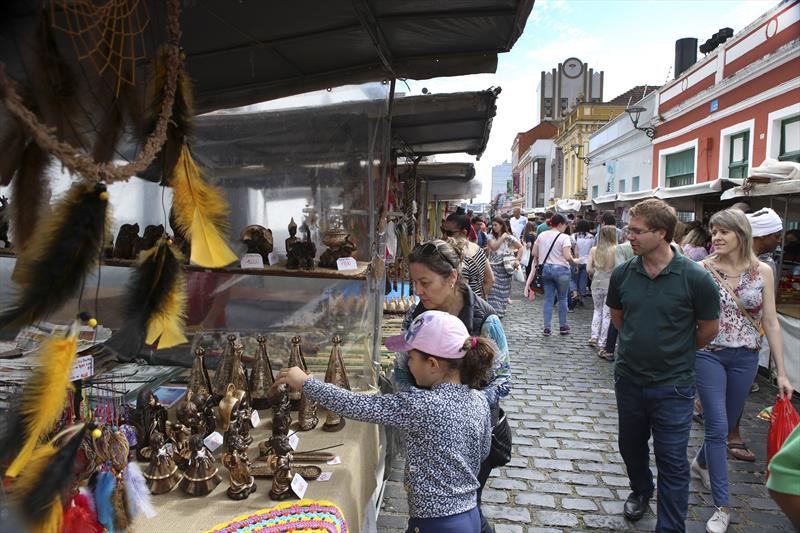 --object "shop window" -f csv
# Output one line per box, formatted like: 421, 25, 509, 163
631, 176, 640, 192
618, 179, 626, 193
591, 185, 599, 198
779, 115, 800, 163
665, 148, 695, 187
728, 131, 749, 179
